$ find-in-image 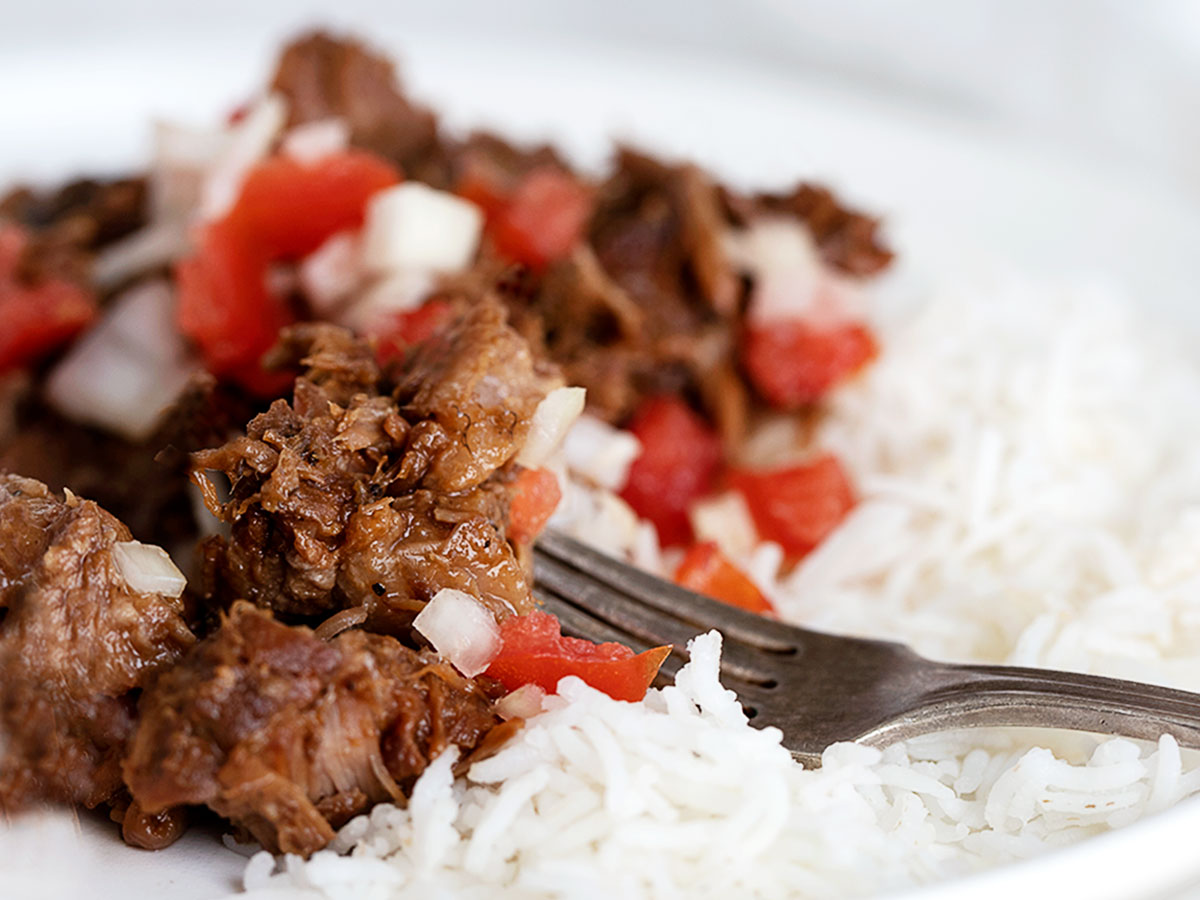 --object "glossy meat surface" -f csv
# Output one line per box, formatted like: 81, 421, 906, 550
0, 474, 194, 811
124, 602, 496, 856
194, 309, 545, 623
